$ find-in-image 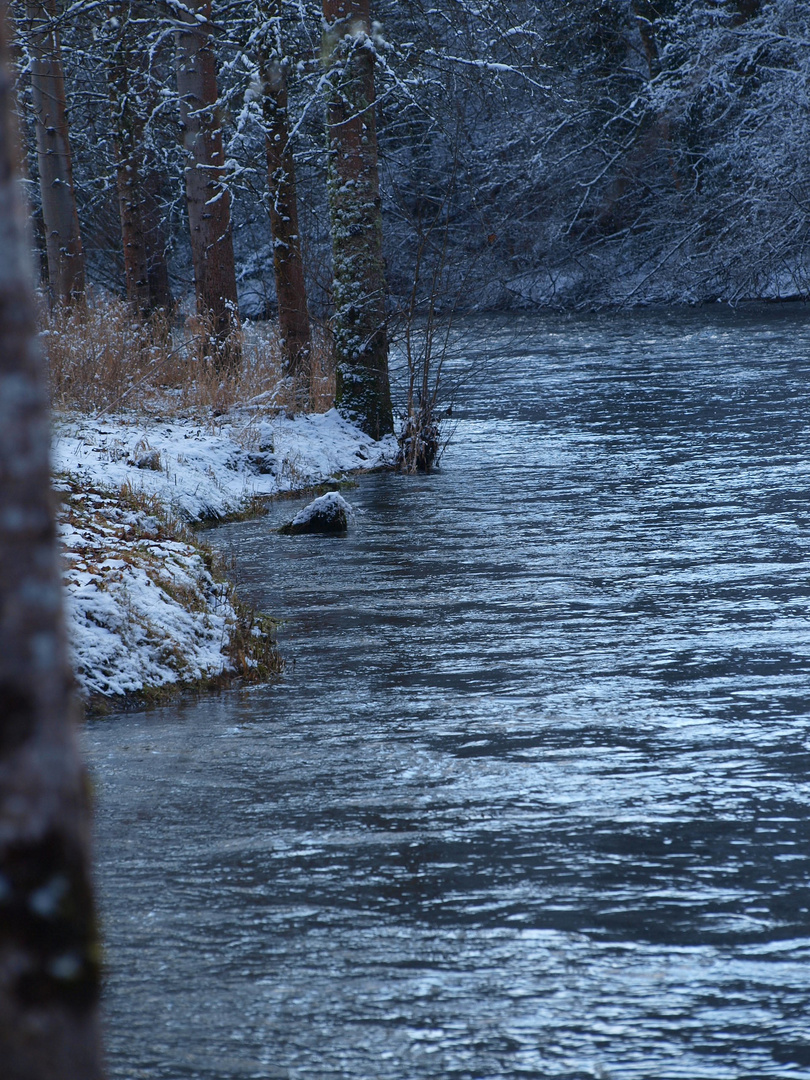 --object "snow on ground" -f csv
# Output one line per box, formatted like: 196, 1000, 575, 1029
57, 481, 244, 702
54, 409, 396, 707
53, 408, 396, 524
